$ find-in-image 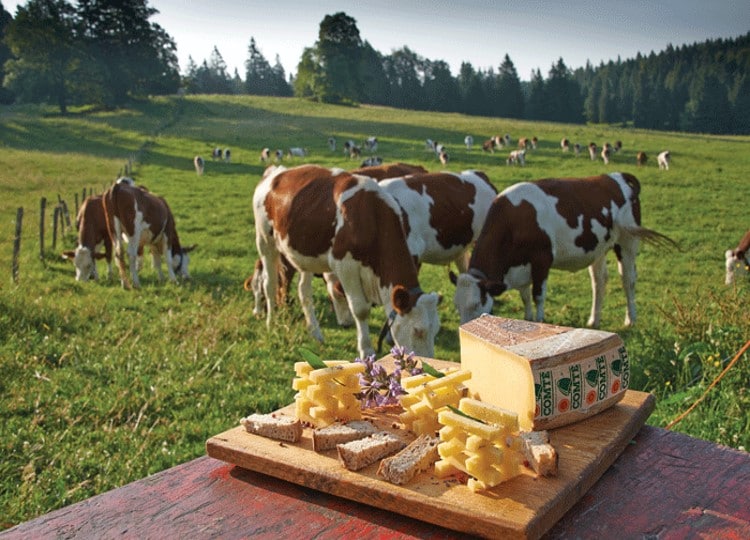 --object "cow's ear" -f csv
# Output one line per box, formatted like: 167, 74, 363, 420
61, 250, 75, 260
183, 244, 197, 253
483, 280, 506, 297
391, 285, 413, 315
448, 270, 457, 285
